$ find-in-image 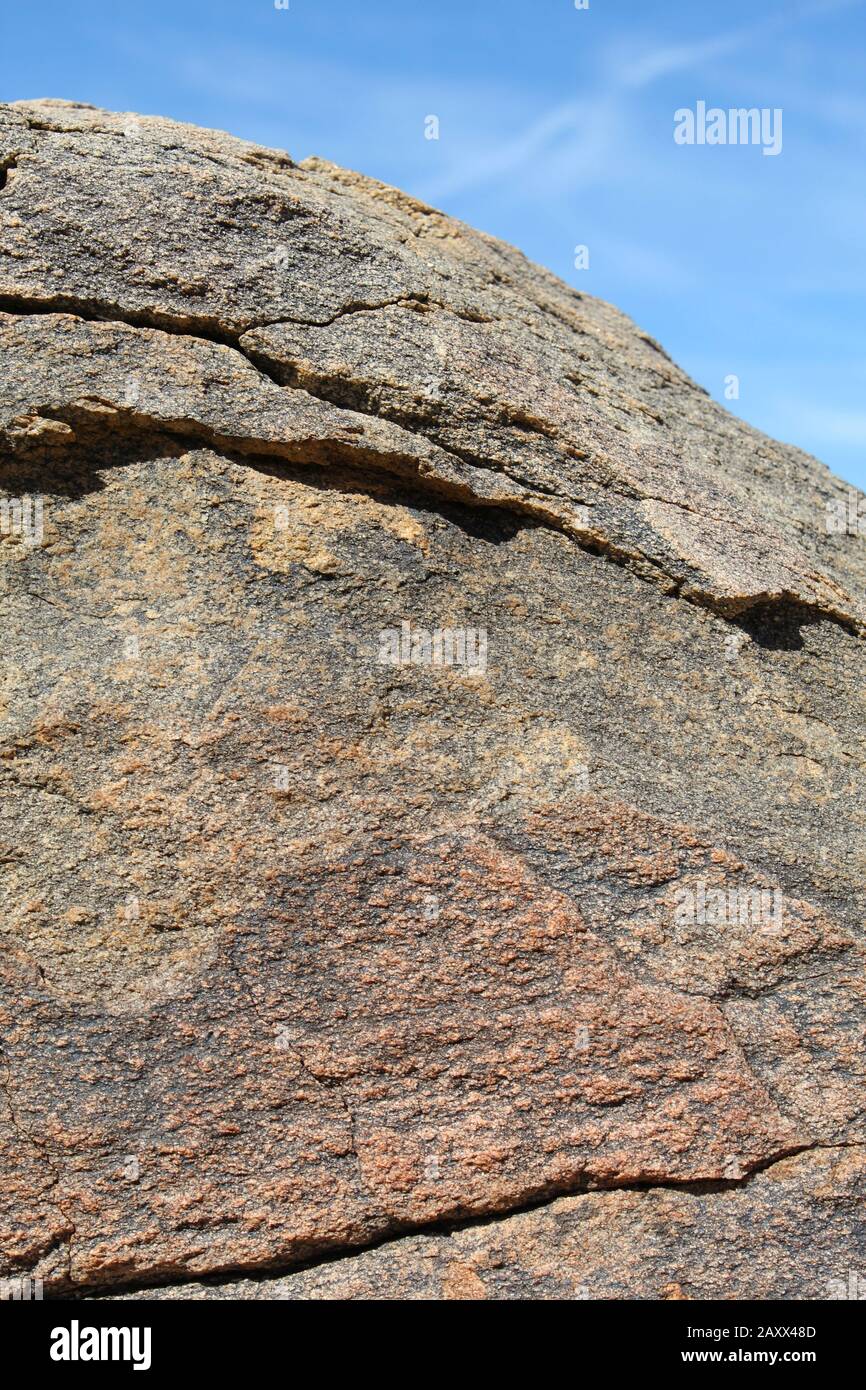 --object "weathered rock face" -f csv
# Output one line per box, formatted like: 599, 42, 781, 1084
0, 99, 863, 1300
105, 1147, 866, 1301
